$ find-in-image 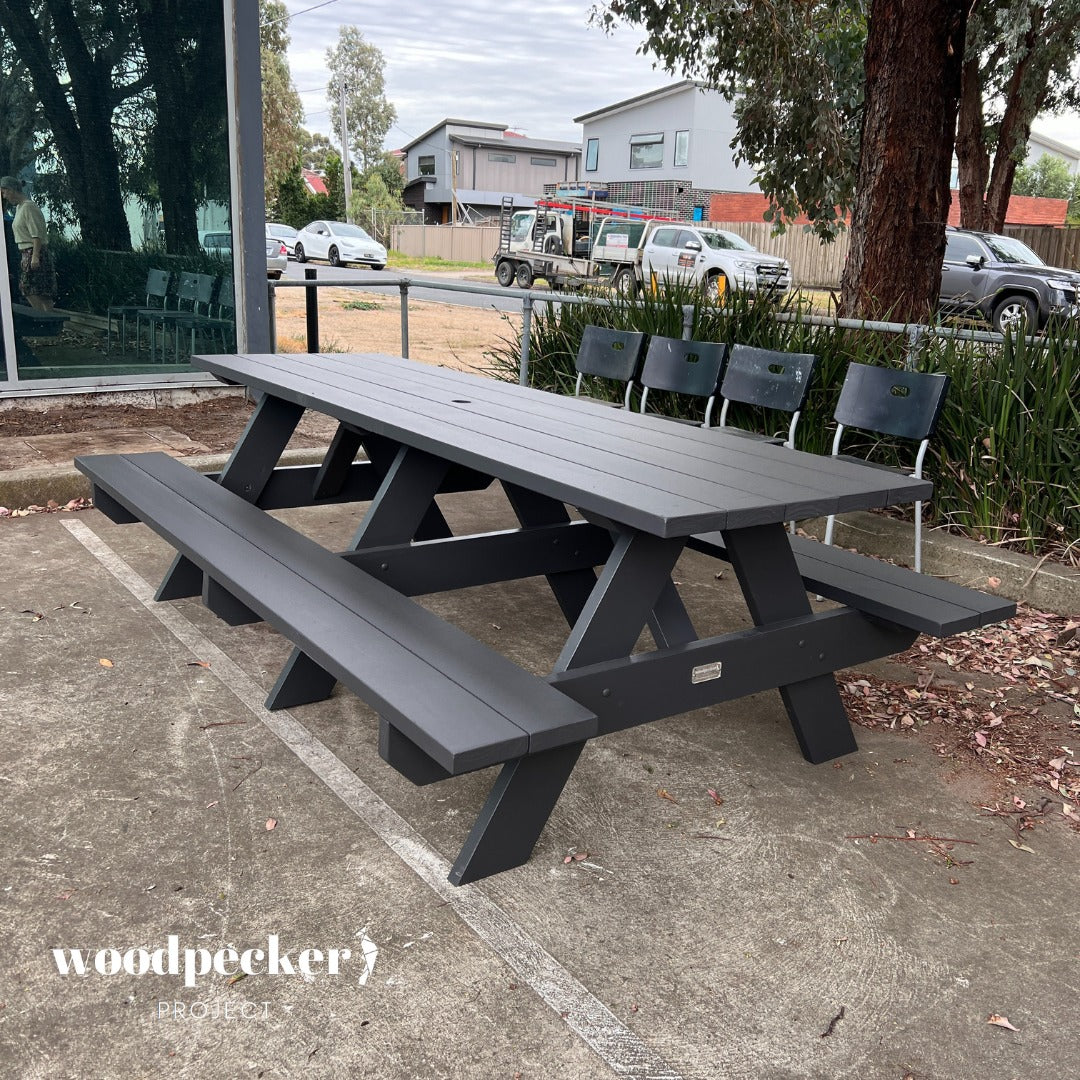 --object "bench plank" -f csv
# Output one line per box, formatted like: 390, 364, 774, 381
688, 530, 1015, 637
76, 452, 596, 775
